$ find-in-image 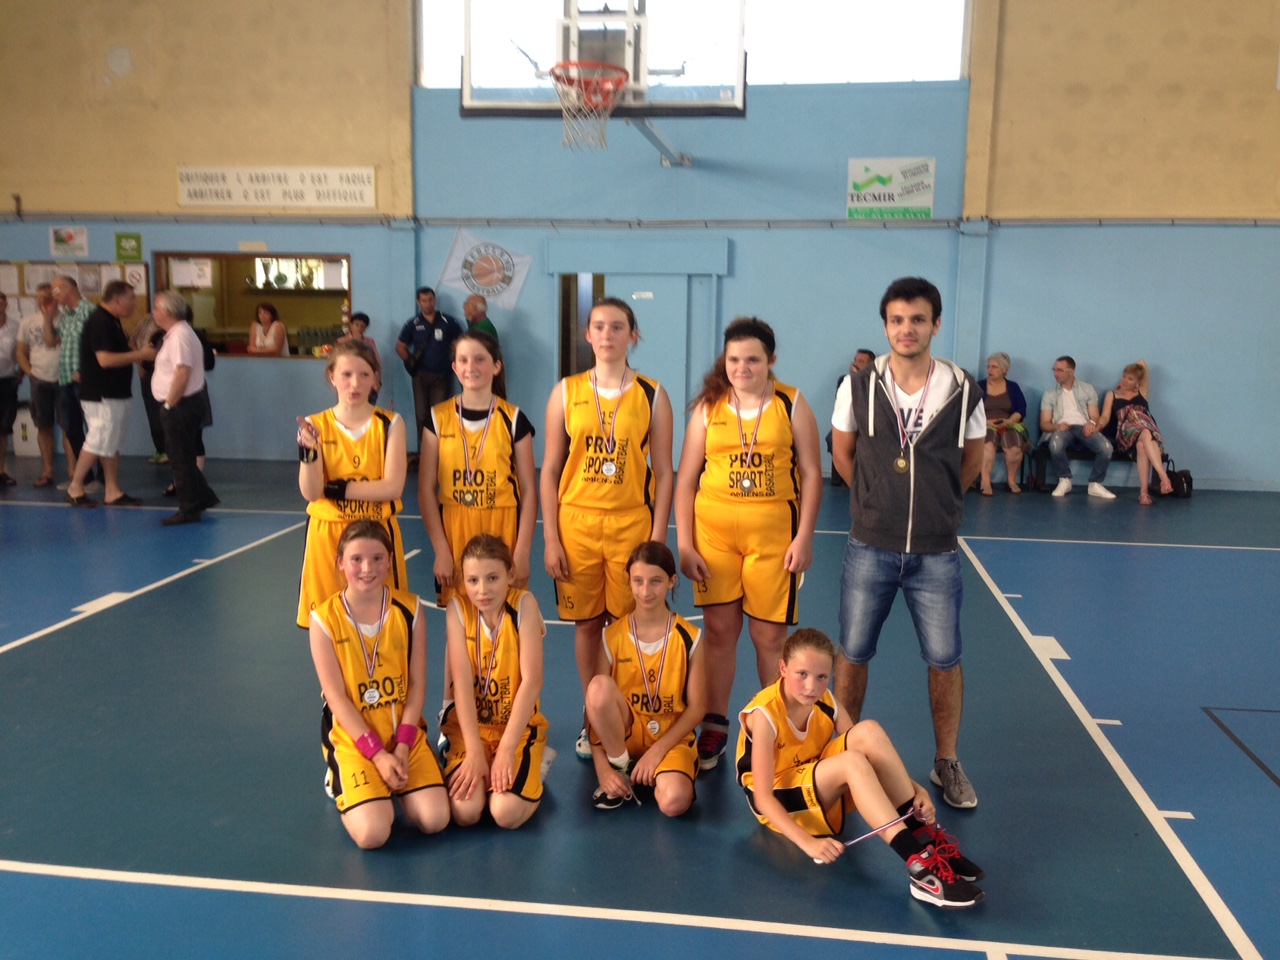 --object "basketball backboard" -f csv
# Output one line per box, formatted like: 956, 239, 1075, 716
461, 0, 746, 117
